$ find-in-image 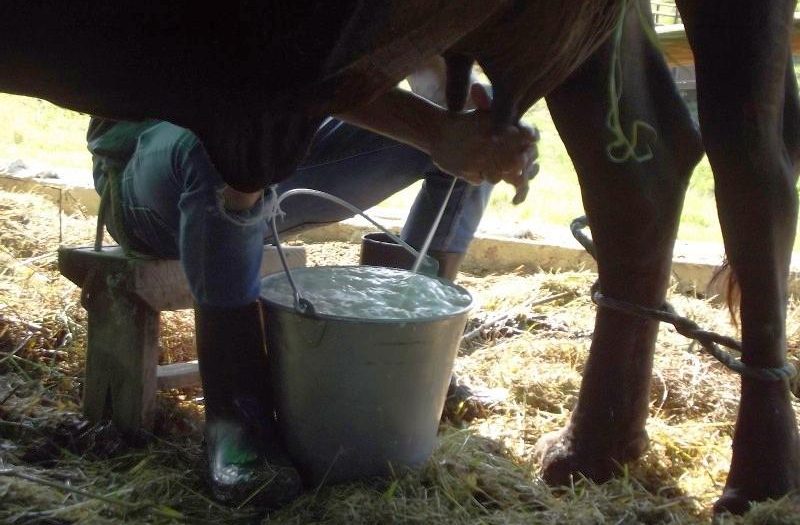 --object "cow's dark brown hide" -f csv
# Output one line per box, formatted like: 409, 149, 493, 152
0, 0, 507, 192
